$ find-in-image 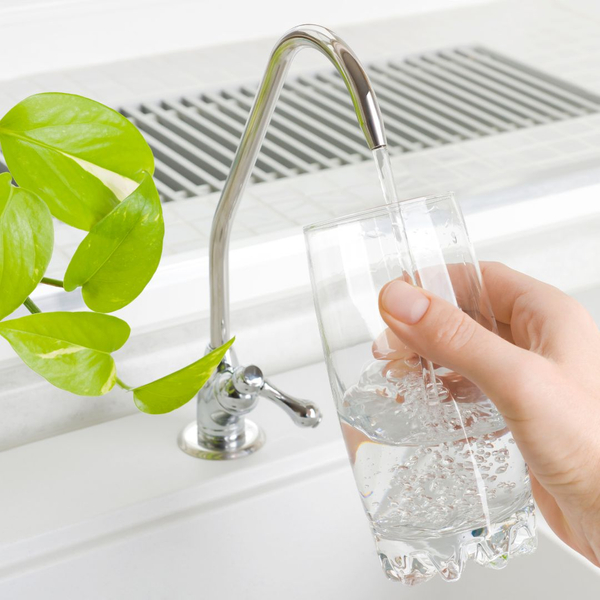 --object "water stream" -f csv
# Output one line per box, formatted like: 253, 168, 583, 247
368, 147, 500, 579
372, 146, 399, 205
